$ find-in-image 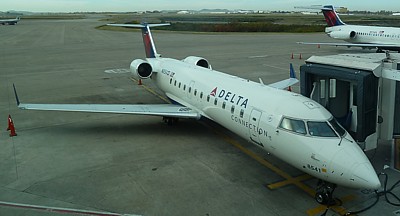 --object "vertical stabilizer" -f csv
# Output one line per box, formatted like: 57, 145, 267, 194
107, 23, 170, 58
322, 5, 345, 27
